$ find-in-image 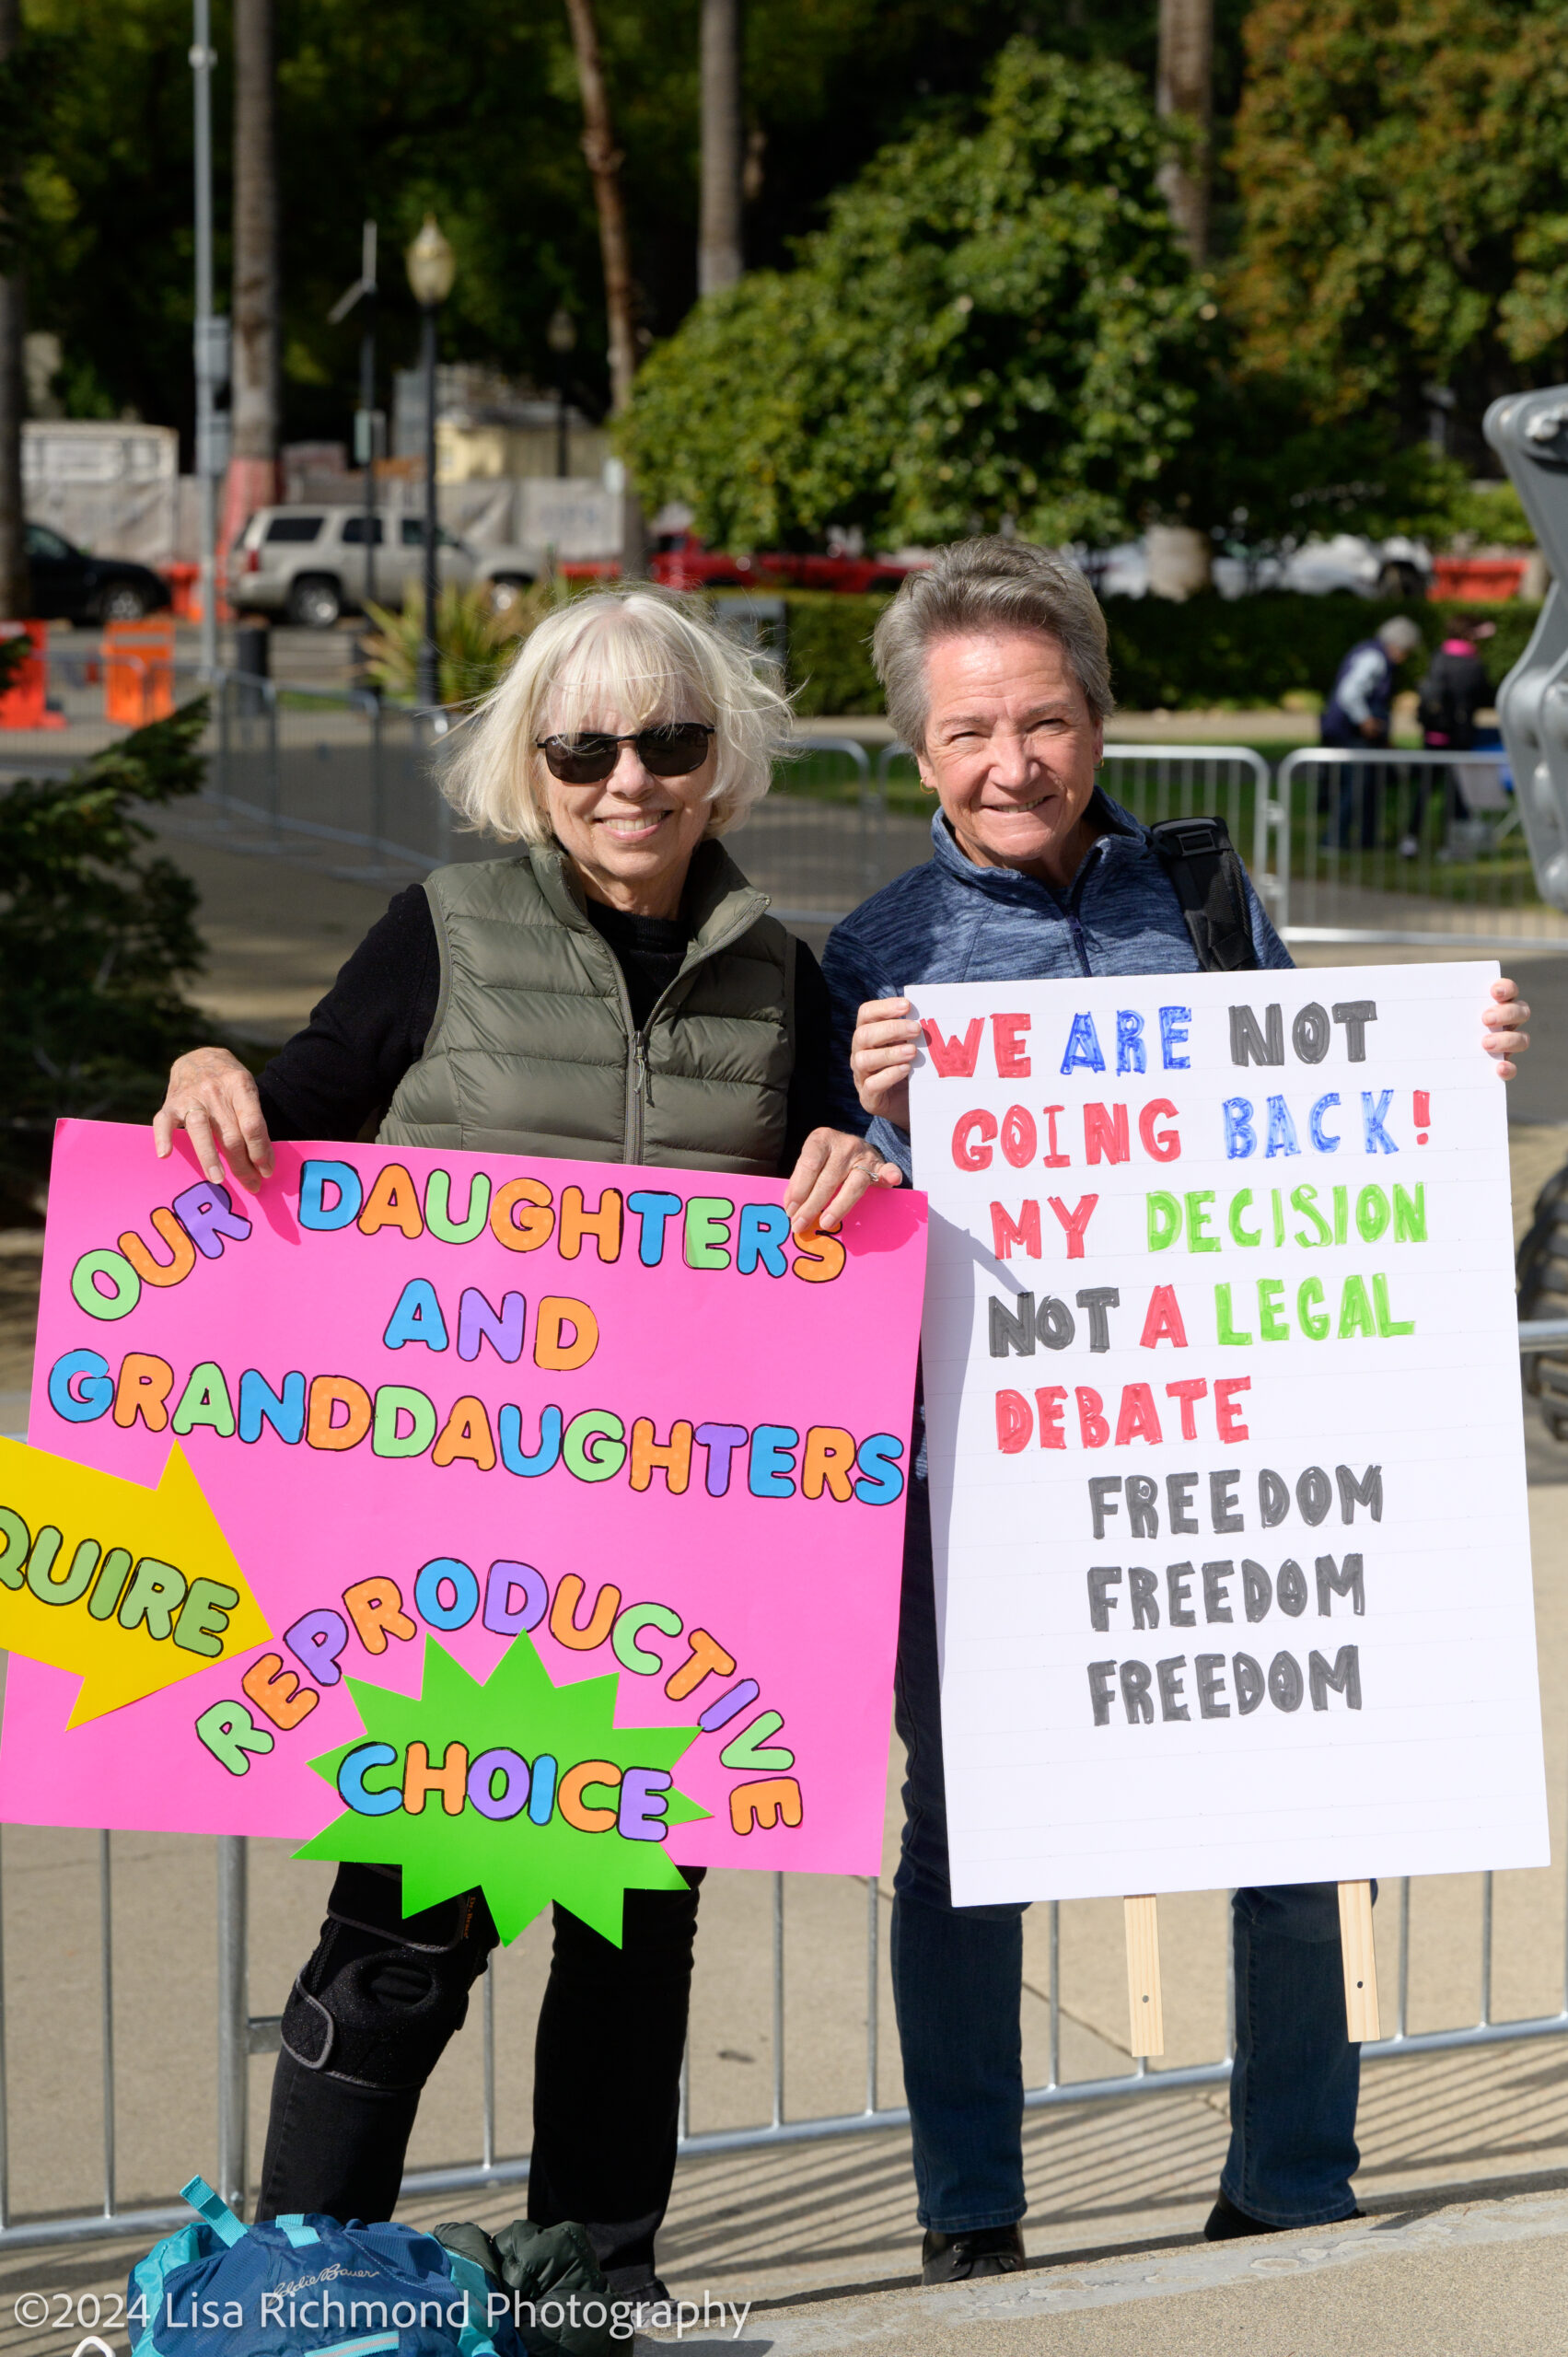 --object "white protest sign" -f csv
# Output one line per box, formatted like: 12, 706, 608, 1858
910, 961, 1548, 1908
